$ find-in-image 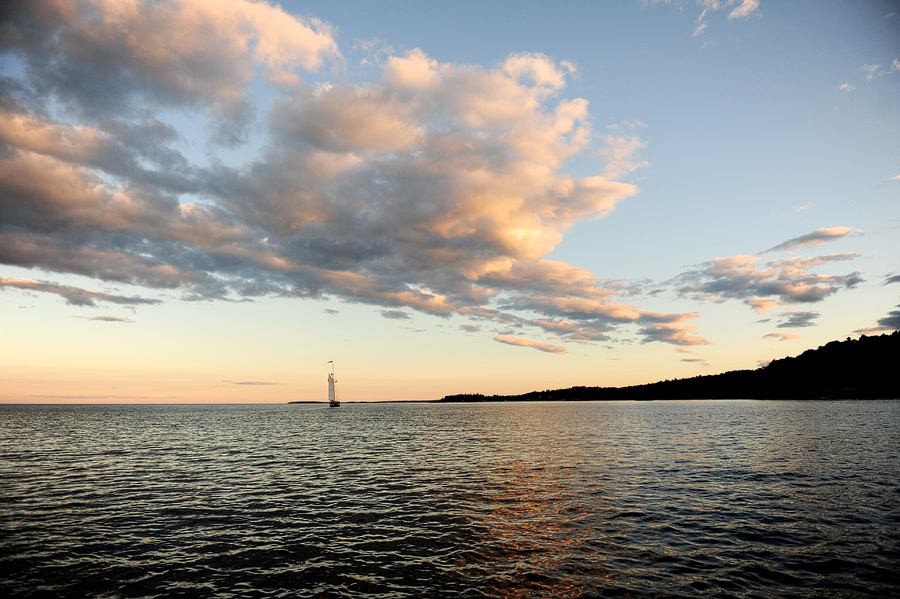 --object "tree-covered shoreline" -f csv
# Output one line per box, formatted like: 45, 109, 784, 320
441, 332, 899, 402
